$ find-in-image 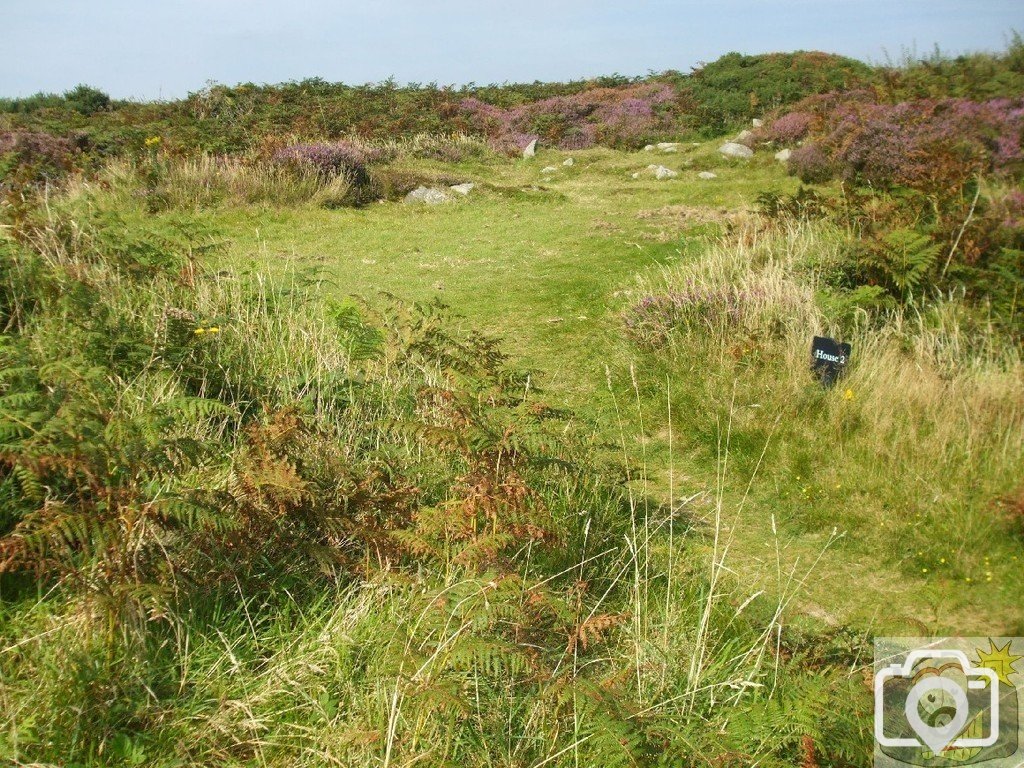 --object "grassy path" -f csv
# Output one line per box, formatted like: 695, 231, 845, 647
213, 144, 1022, 635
